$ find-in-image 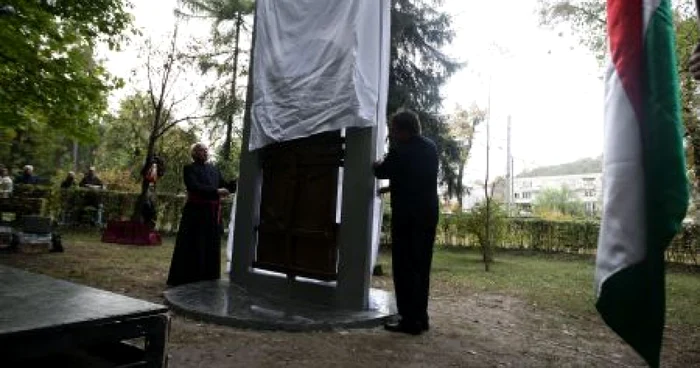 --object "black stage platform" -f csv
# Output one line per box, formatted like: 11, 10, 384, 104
0, 265, 169, 367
